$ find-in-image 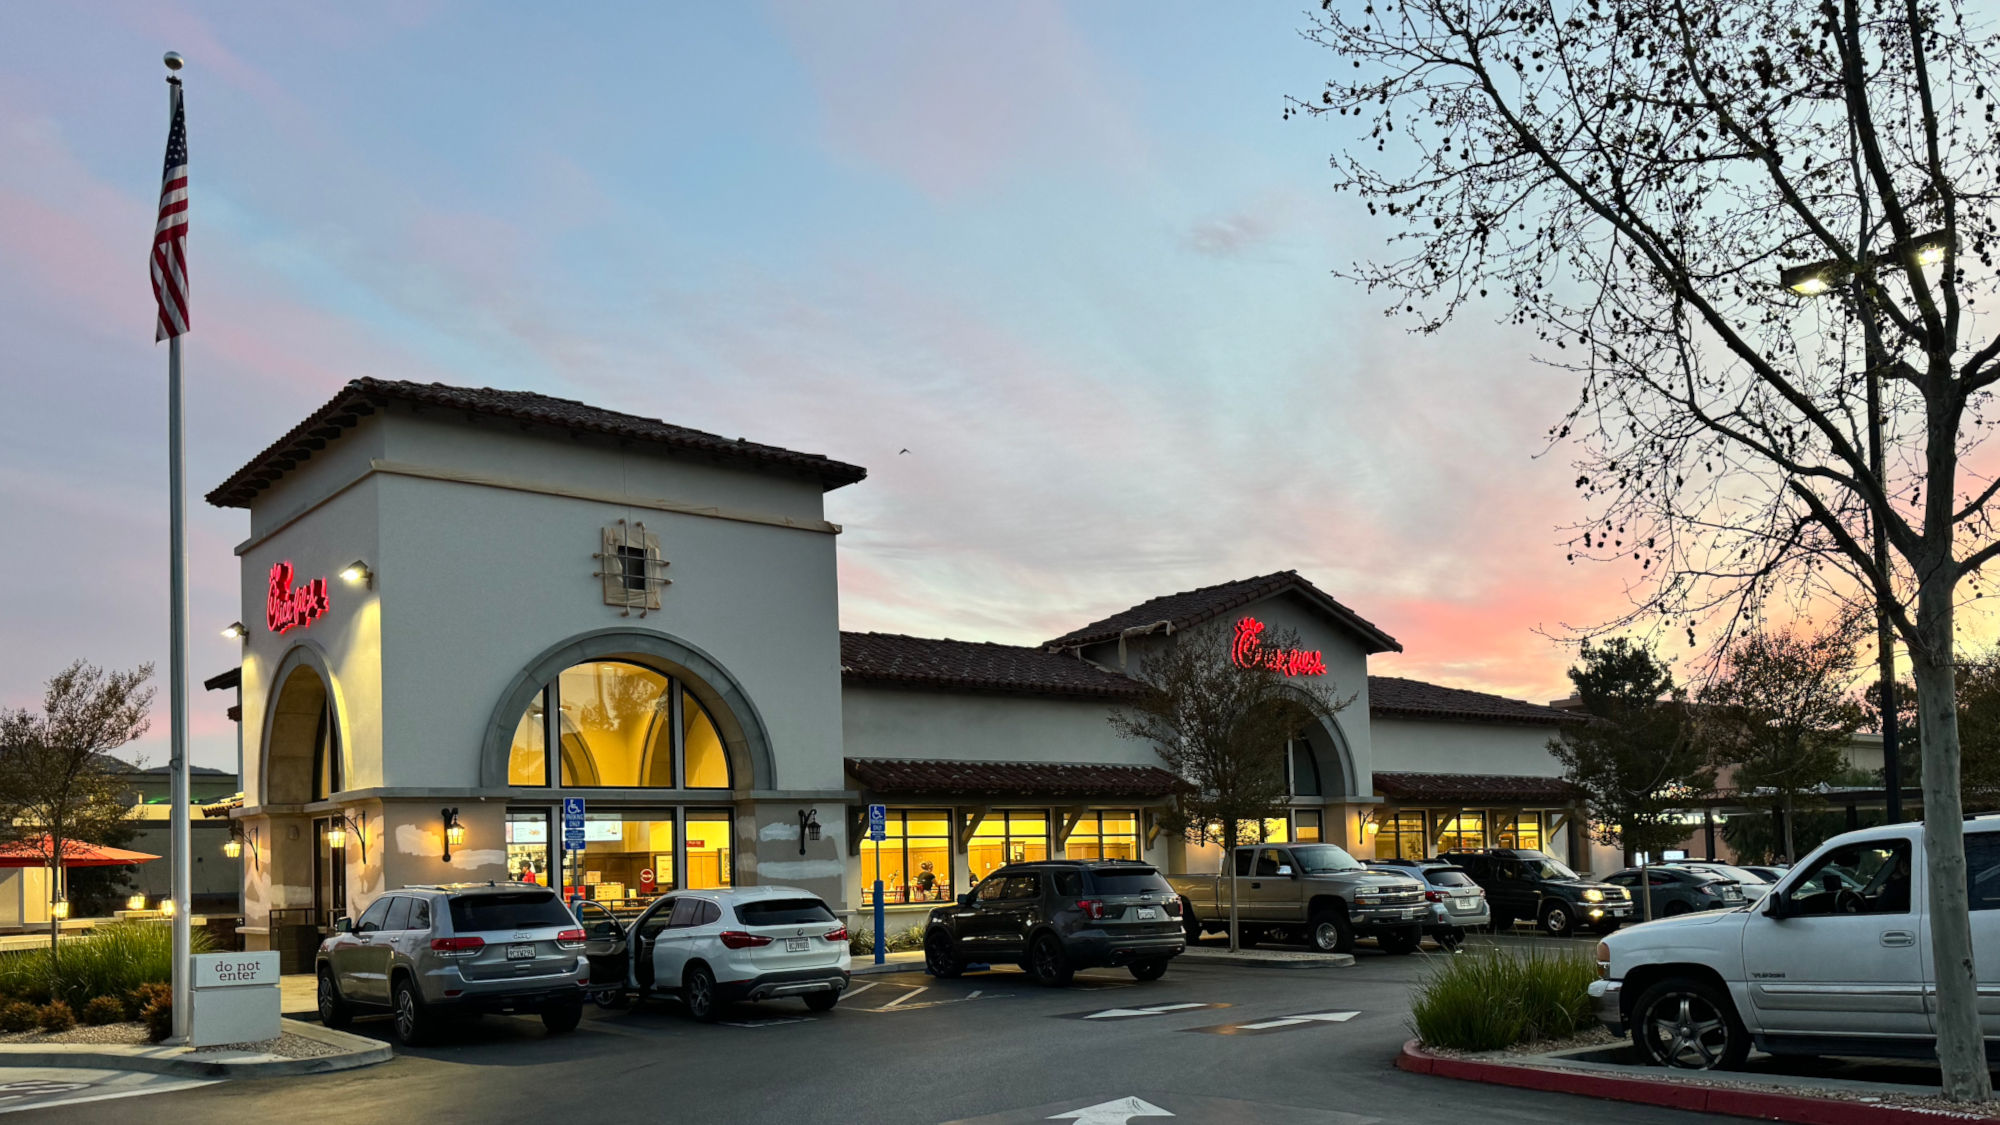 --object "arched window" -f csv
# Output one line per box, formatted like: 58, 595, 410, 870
310, 696, 341, 801
506, 660, 734, 790
1288, 738, 1322, 797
